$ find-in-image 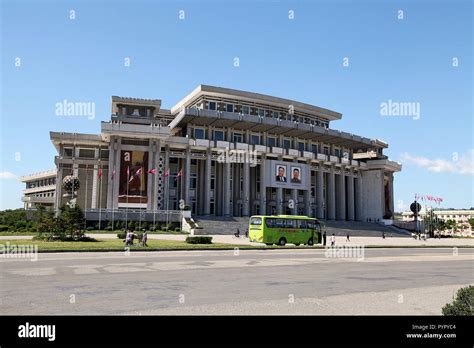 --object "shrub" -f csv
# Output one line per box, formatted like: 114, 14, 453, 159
86, 226, 95, 231
117, 232, 126, 239
442, 286, 474, 316
0, 225, 8, 232
185, 236, 212, 244
174, 227, 181, 232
